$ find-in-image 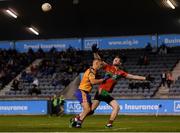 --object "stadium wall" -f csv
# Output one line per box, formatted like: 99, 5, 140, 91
83, 35, 157, 50
1, 34, 180, 51
15, 38, 82, 52
0, 41, 14, 49
64, 99, 180, 115
0, 99, 180, 115
0, 100, 48, 115
158, 34, 180, 47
